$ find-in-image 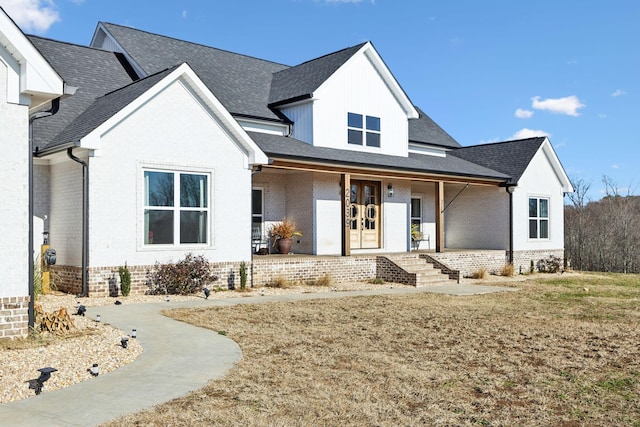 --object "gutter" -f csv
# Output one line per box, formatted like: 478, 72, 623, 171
67, 147, 89, 297
28, 98, 61, 329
